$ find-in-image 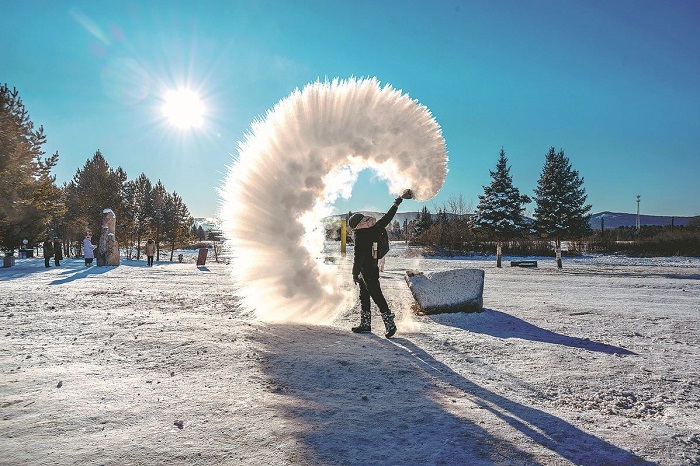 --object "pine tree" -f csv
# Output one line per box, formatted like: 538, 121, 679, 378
391, 220, 401, 240
415, 206, 433, 235
0, 84, 63, 249
436, 208, 449, 224
123, 173, 153, 260
474, 148, 531, 267
151, 180, 167, 260
163, 191, 193, 261
533, 147, 592, 268
65, 151, 127, 247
